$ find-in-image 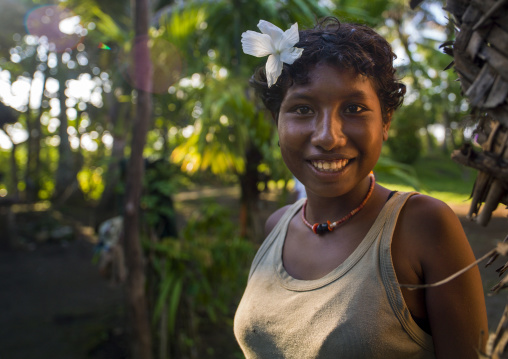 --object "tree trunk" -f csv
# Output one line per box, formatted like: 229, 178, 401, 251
5, 130, 19, 199
25, 106, 44, 202
24, 106, 35, 201
24, 66, 46, 202
239, 143, 262, 240
54, 73, 76, 201
98, 93, 130, 223
32, 105, 43, 200
0, 205, 15, 251
122, 0, 153, 357
425, 126, 435, 155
